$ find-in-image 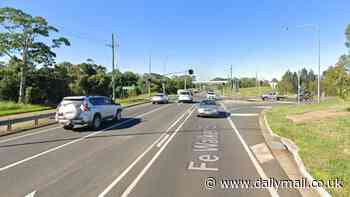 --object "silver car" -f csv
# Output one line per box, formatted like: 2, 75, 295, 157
197, 100, 225, 117
151, 93, 169, 104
